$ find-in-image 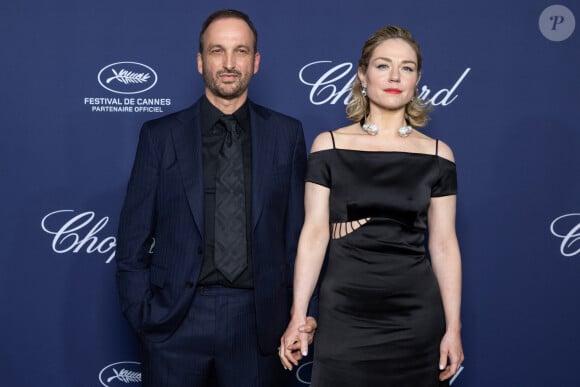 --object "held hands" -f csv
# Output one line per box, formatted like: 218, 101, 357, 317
438, 329, 464, 381
278, 316, 317, 370
280, 318, 462, 378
